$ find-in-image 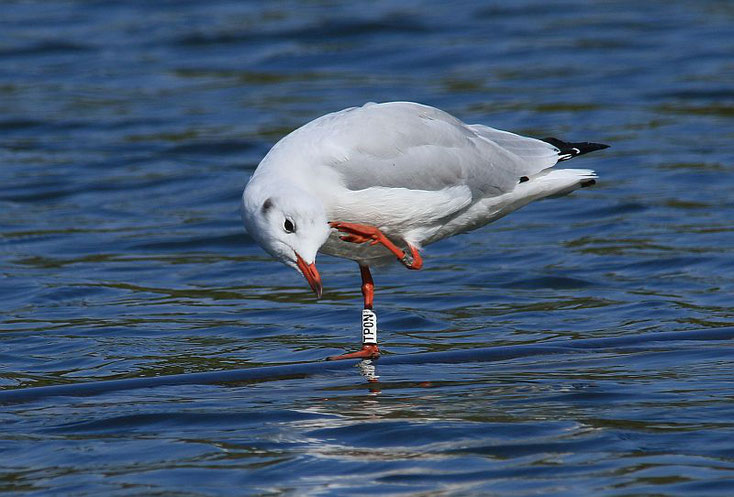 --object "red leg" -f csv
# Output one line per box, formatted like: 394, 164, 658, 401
360, 264, 374, 309
330, 221, 423, 270
325, 264, 381, 361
